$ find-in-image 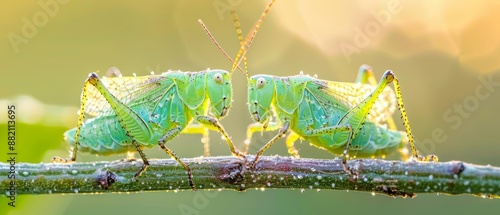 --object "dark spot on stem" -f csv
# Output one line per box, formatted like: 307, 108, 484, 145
452, 161, 465, 175
96, 169, 118, 190
217, 159, 246, 186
